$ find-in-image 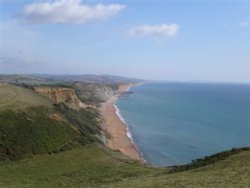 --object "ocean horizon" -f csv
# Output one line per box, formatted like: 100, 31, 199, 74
116, 82, 250, 167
